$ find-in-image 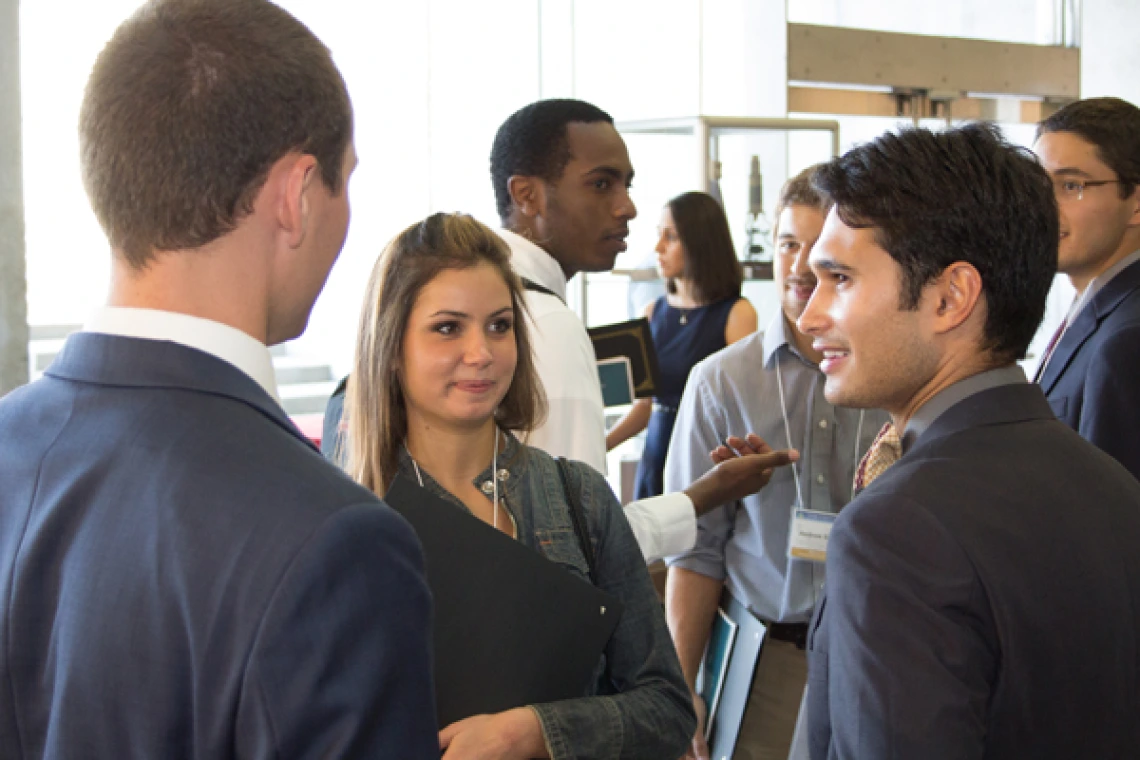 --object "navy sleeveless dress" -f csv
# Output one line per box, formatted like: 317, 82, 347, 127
634, 295, 740, 500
